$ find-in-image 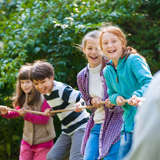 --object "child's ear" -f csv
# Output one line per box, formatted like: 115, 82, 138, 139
83, 48, 86, 55
50, 76, 54, 81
